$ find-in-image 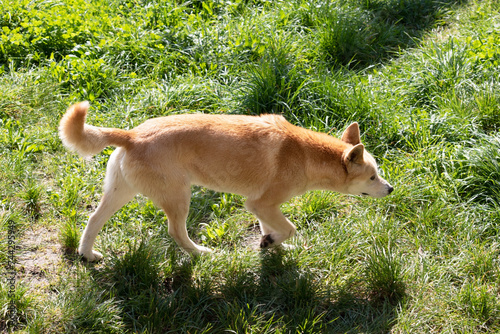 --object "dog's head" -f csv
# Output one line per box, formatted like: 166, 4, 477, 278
341, 123, 393, 198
